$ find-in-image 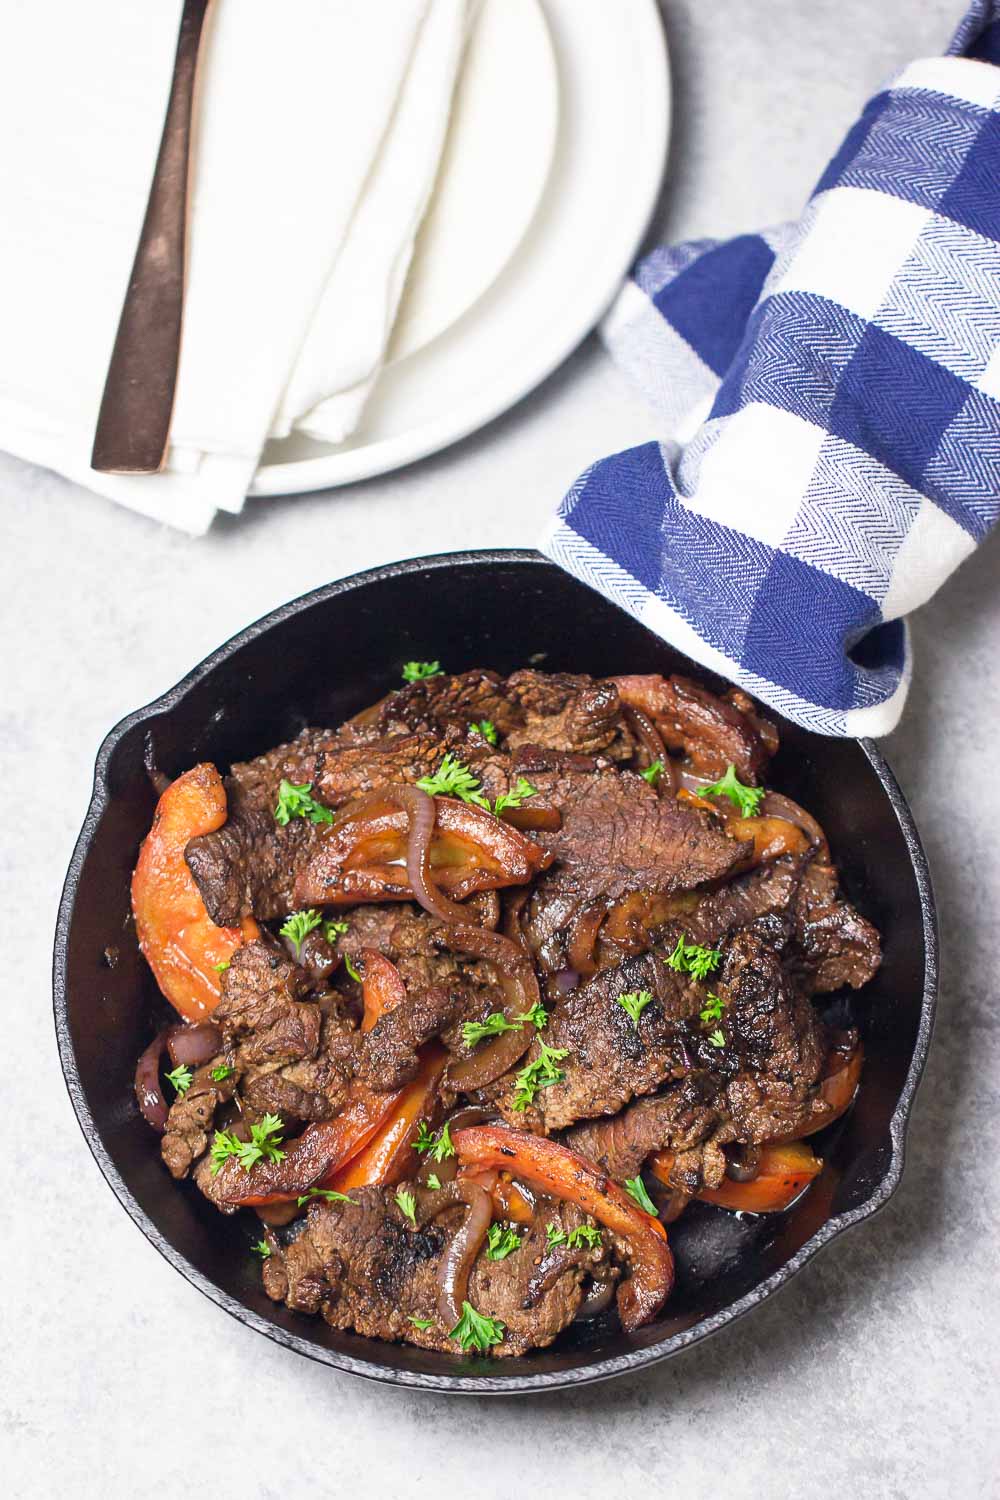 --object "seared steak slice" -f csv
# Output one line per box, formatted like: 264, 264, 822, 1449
161, 1061, 236, 1179
564, 1073, 725, 1184
523, 766, 744, 970
357, 981, 473, 1091
613, 673, 777, 781
504, 669, 634, 759
495, 952, 706, 1131
790, 860, 881, 992
354, 670, 522, 744
262, 1187, 596, 1355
